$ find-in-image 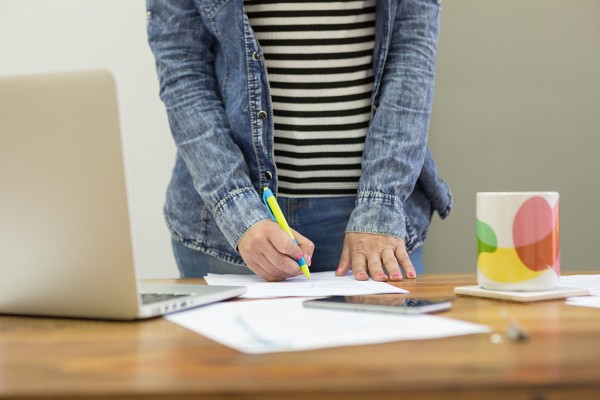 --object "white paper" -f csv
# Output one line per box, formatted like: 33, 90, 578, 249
560, 274, 600, 296
566, 297, 600, 309
166, 298, 492, 354
205, 271, 408, 298
560, 274, 600, 308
